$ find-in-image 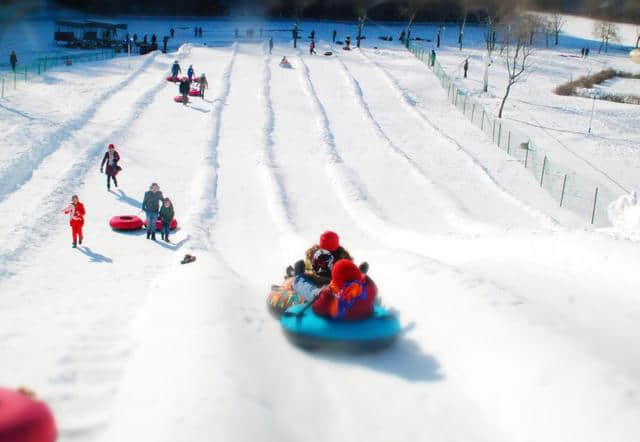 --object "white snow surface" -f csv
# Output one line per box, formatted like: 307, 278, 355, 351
0, 16, 640, 442
608, 192, 640, 239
